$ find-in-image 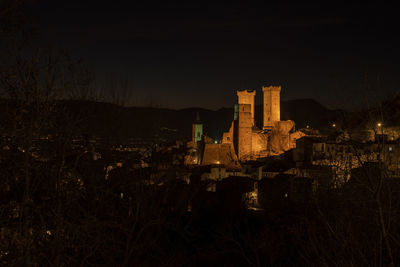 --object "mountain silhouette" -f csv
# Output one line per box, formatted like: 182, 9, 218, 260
0, 98, 342, 141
